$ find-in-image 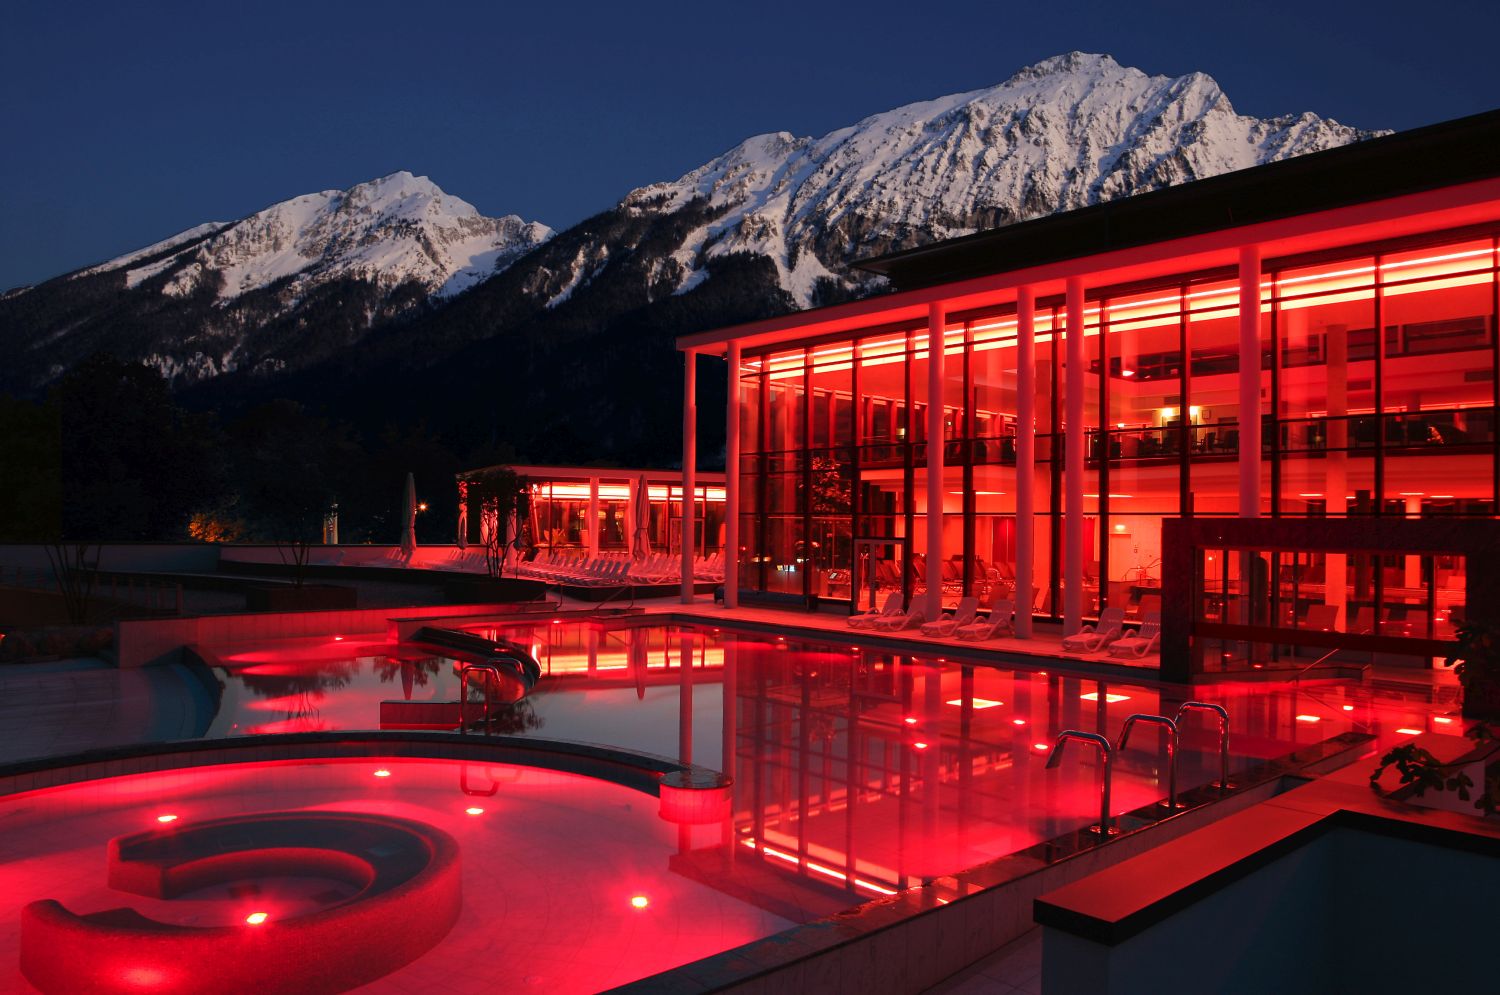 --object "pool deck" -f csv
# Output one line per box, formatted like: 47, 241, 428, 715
632, 596, 1164, 681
